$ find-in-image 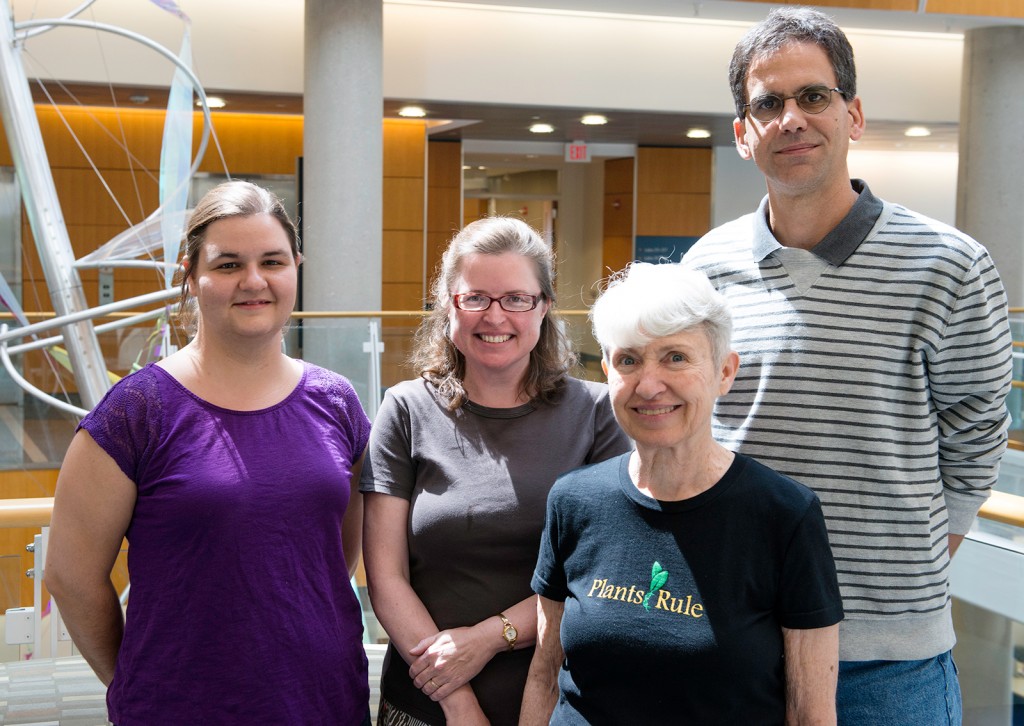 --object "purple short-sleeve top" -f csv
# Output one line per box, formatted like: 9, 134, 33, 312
79, 361, 371, 725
